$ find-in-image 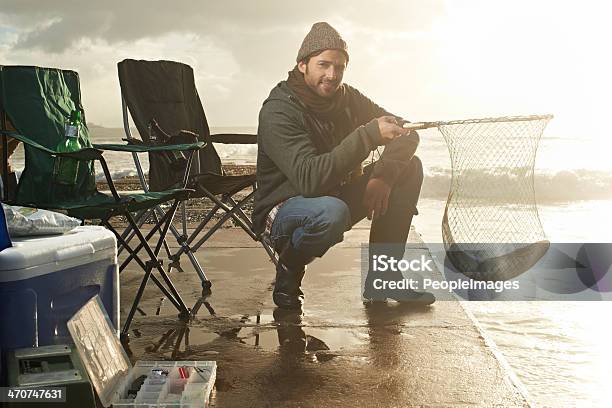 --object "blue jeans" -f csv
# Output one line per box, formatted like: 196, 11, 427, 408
270, 156, 423, 260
